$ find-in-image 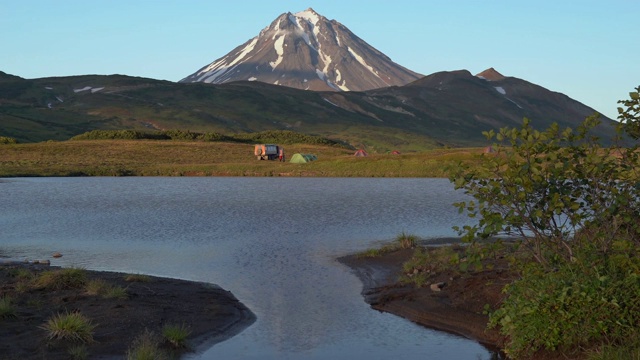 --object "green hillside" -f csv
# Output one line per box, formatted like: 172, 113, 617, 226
0, 71, 618, 151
